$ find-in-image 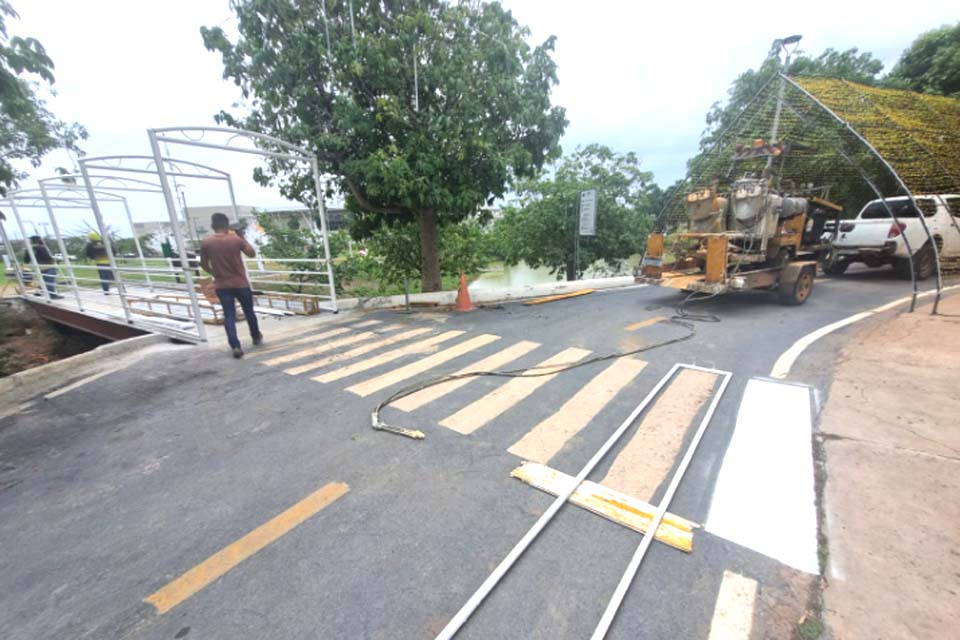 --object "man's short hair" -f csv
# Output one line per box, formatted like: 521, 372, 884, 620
29, 235, 42, 243
210, 212, 230, 230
